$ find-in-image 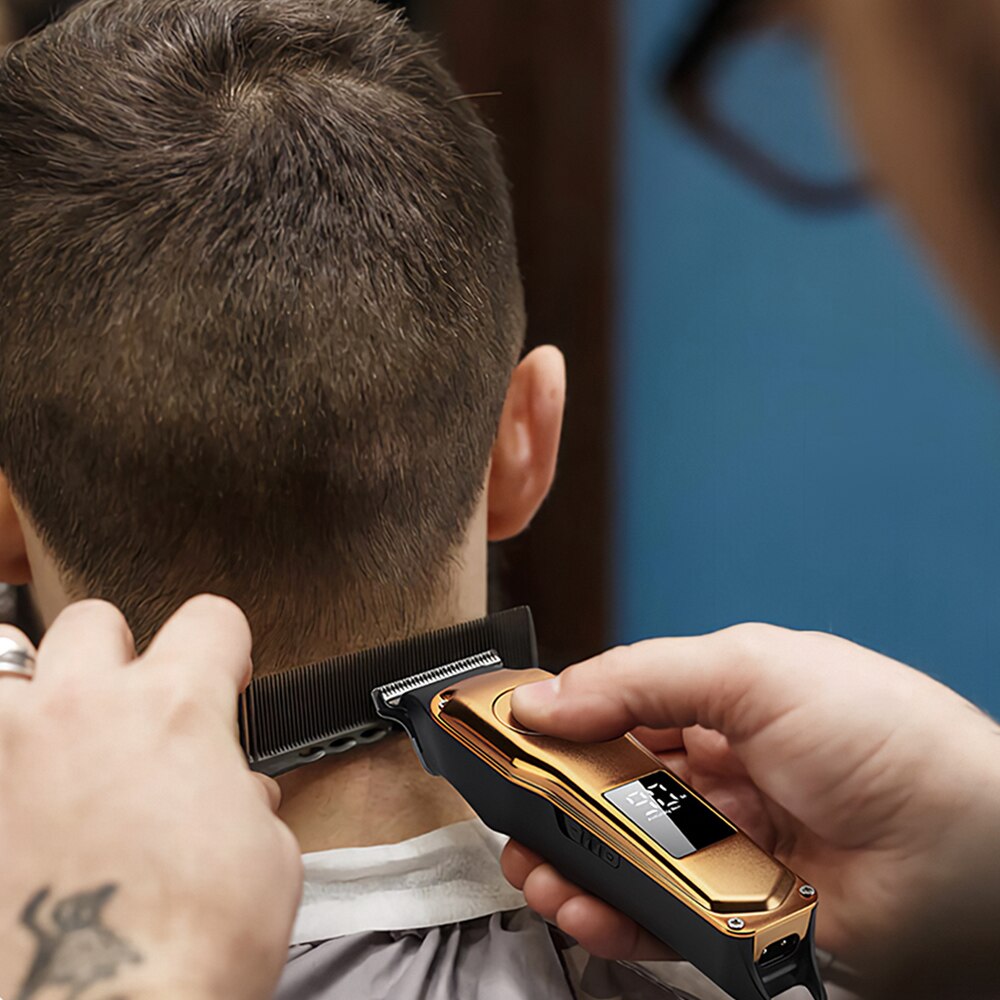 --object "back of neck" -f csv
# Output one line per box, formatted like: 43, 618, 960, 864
276, 733, 474, 853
